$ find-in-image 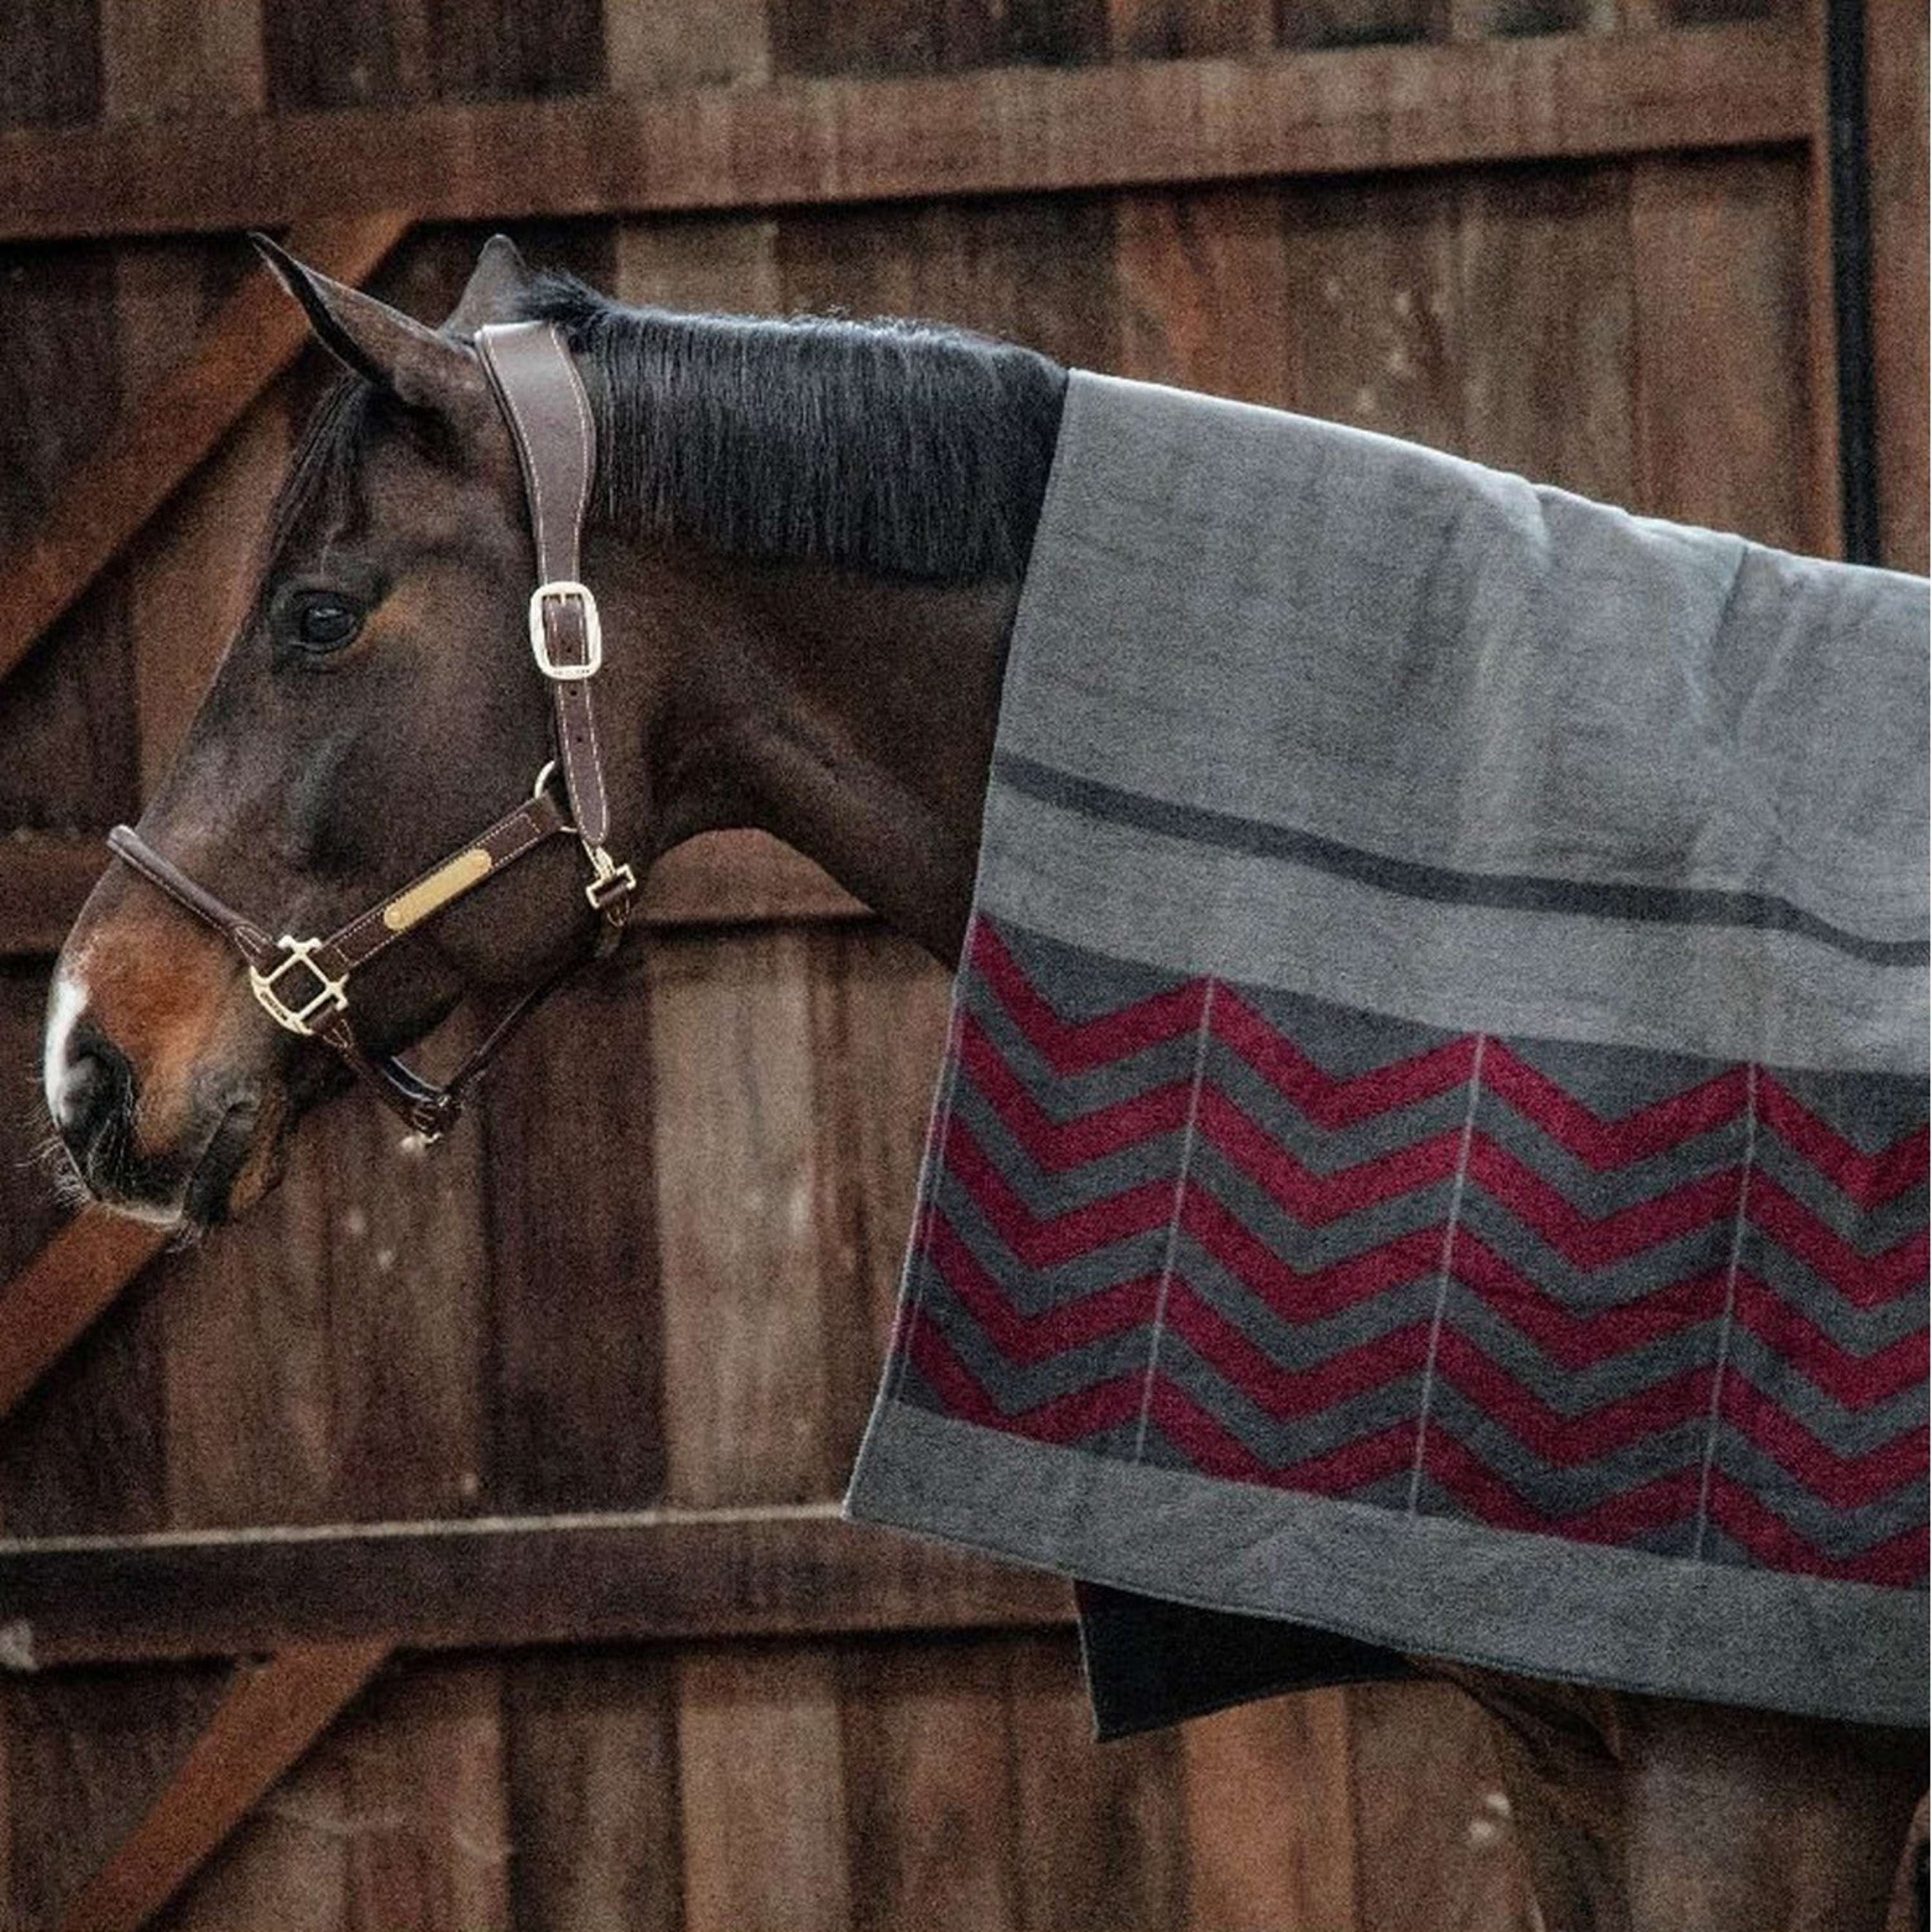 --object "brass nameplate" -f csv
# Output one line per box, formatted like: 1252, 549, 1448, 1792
382, 848, 493, 932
